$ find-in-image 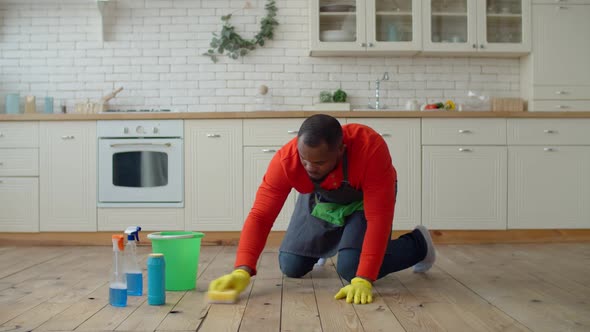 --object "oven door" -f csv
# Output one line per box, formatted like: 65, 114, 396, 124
98, 138, 183, 206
